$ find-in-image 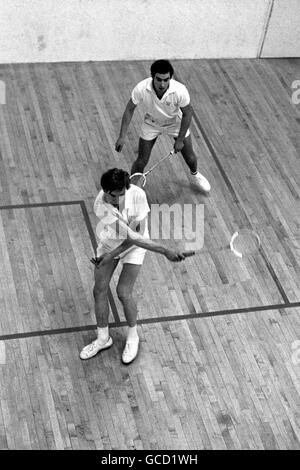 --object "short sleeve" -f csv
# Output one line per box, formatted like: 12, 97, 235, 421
131, 80, 145, 105
177, 84, 190, 108
132, 189, 150, 222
